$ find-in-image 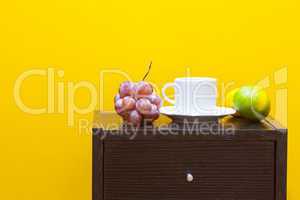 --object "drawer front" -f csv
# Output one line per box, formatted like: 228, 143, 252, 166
104, 140, 275, 200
